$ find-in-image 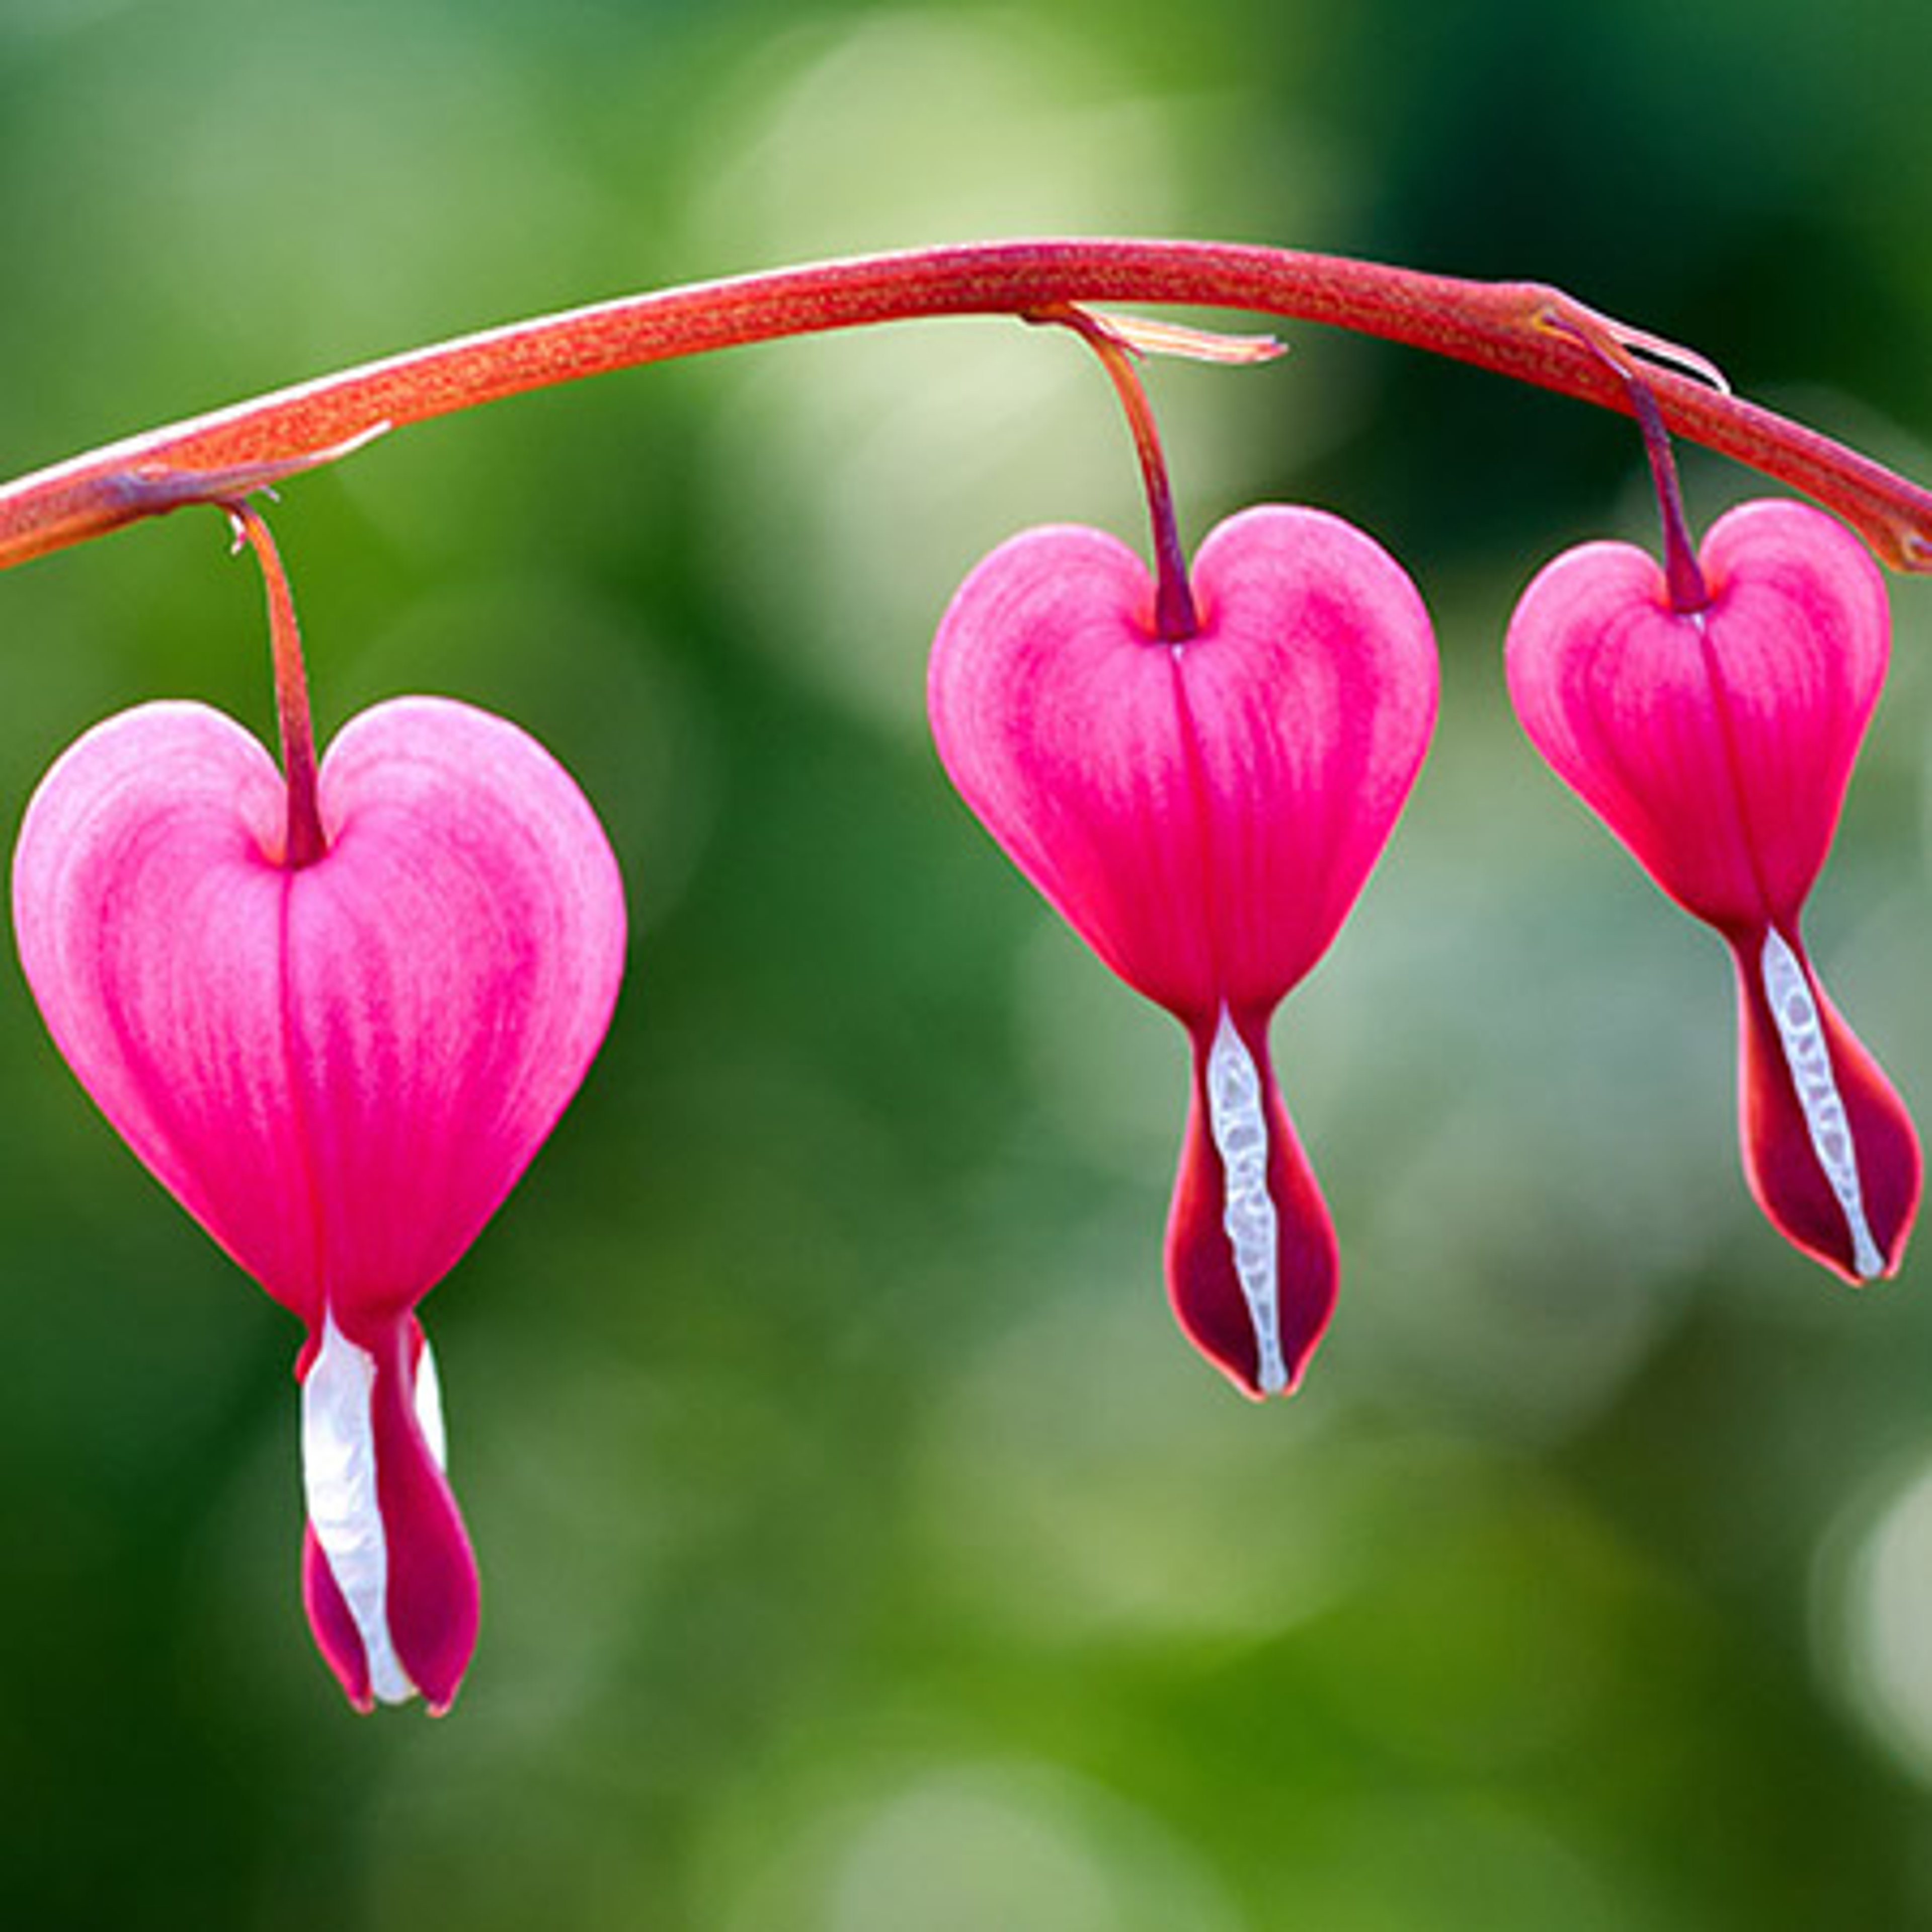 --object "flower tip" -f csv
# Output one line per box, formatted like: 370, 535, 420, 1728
1736, 930, 1921, 1290
1838, 1159, 1916, 1286
1214, 1350, 1295, 1403
1196, 1310, 1321, 1401
300, 1316, 480, 1714
1167, 1012, 1337, 1400
1251, 1353, 1309, 1402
